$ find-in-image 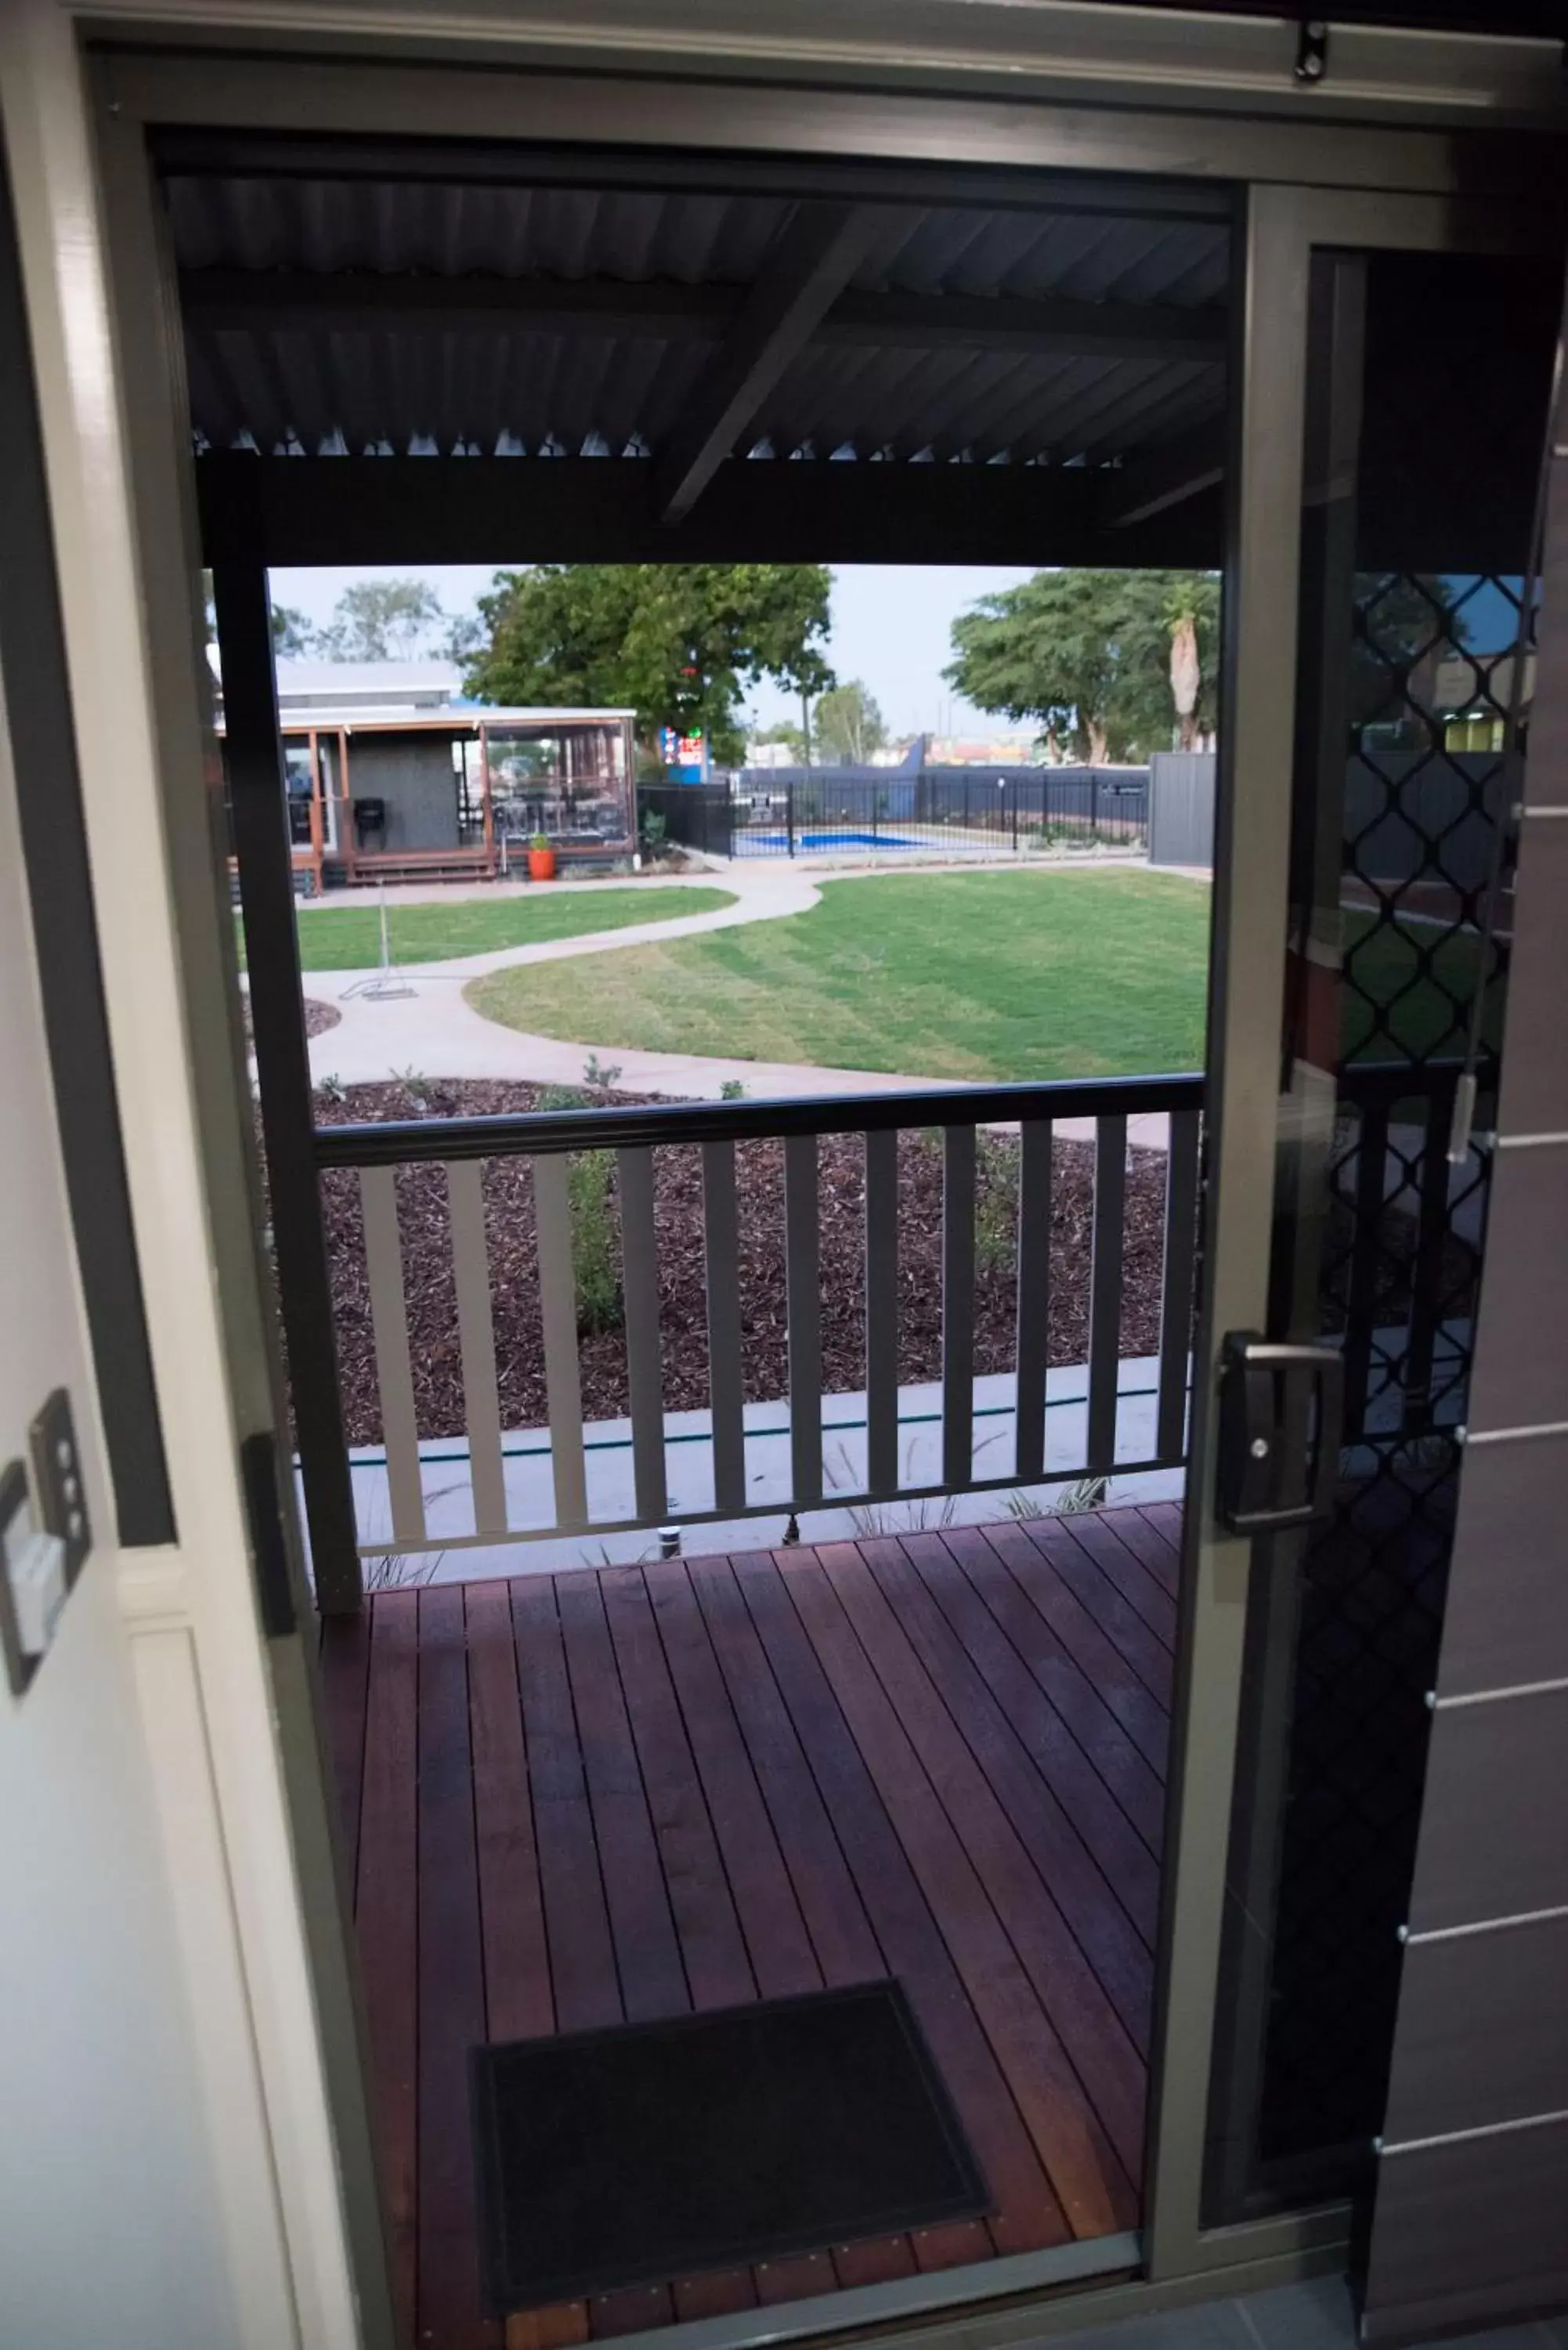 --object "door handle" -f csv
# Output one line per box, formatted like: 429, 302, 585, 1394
1216, 1332, 1344, 1535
